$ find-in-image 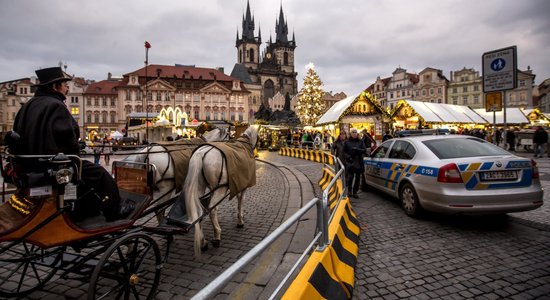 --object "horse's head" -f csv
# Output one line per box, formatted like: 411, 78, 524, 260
242, 125, 260, 149
203, 127, 230, 142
